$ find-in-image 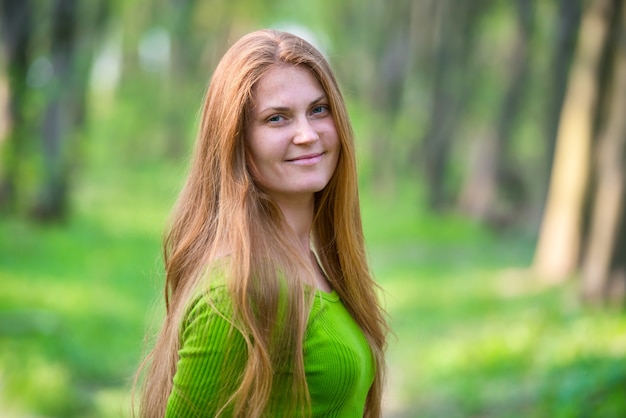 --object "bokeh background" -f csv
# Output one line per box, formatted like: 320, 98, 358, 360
1, 0, 626, 417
